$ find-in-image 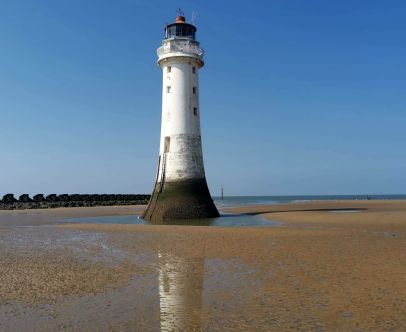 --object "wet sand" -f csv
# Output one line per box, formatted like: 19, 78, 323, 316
0, 201, 405, 331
